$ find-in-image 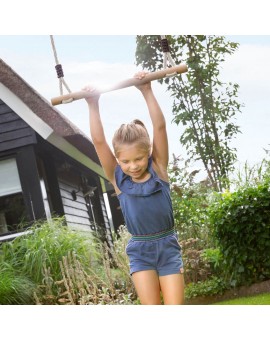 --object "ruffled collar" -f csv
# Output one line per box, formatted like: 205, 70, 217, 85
115, 157, 164, 197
